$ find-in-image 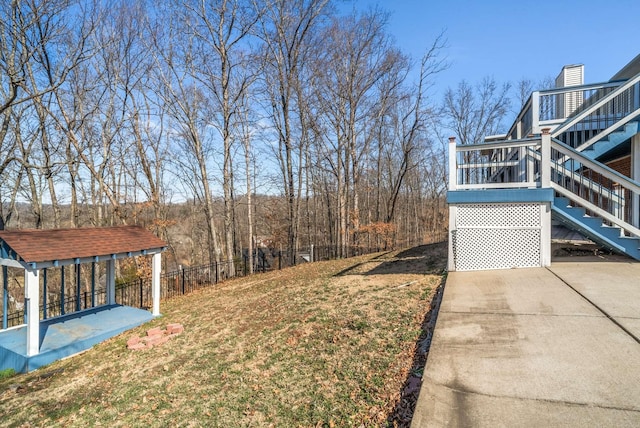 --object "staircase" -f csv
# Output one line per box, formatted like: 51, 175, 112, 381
552, 196, 640, 259
449, 68, 640, 265
546, 72, 640, 259
580, 121, 639, 162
